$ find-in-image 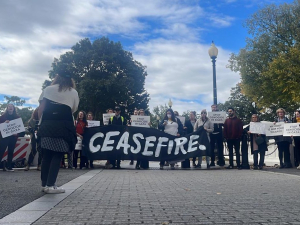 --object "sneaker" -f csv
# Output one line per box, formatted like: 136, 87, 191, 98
253, 166, 258, 170
226, 165, 233, 169
24, 165, 30, 171
37, 165, 41, 171
297, 165, 300, 170
237, 166, 242, 170
41, 186, 47, 192
259, 166, 263, 170
6, 168, 14, 172
209, 163, 215, 167
44, 186, 65, 194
